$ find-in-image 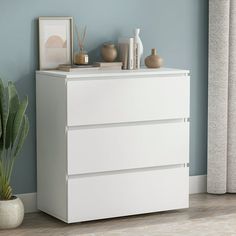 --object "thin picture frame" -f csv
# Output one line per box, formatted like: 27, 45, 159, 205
38, 16, 73, 70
